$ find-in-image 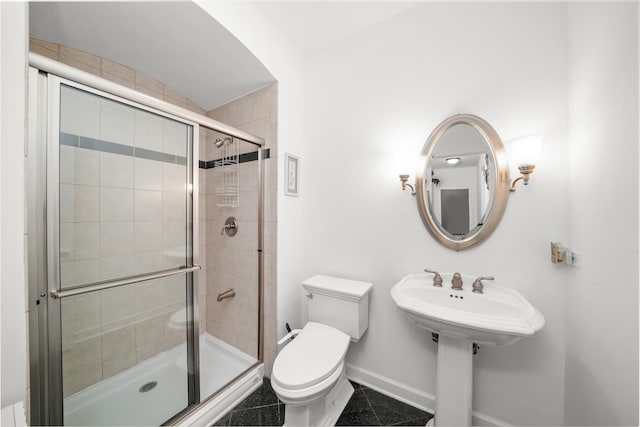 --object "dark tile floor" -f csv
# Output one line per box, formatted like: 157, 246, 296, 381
212, 378, 433, 426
